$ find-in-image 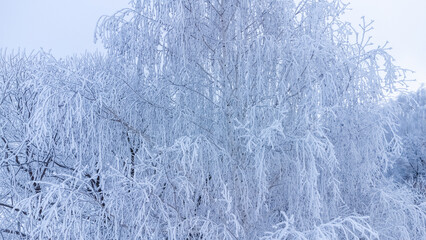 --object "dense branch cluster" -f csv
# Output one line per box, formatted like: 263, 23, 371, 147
0, 0, 425, 239
390, 88, 426, 194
